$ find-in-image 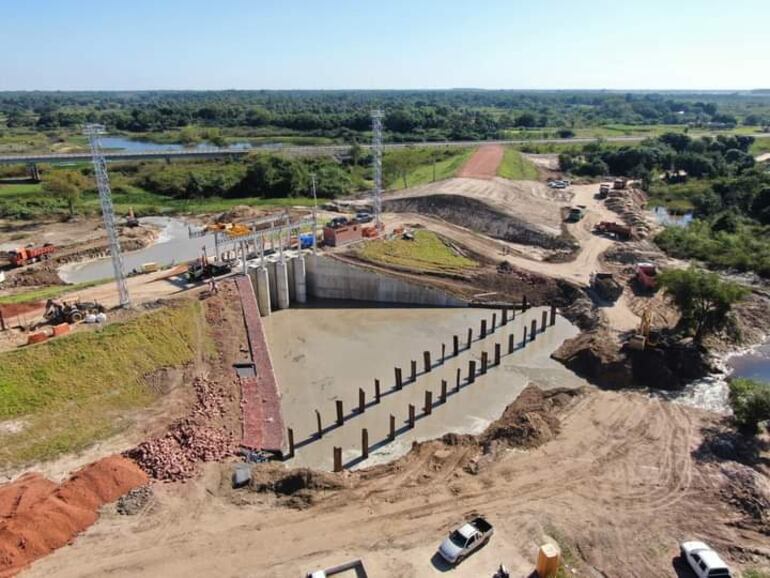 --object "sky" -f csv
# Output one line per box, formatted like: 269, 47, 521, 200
0, 0, 768, 91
